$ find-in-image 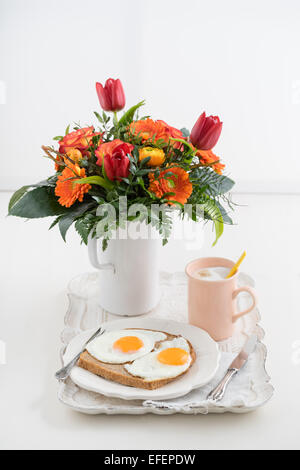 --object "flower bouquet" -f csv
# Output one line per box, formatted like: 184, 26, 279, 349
8, 78, 234, 249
